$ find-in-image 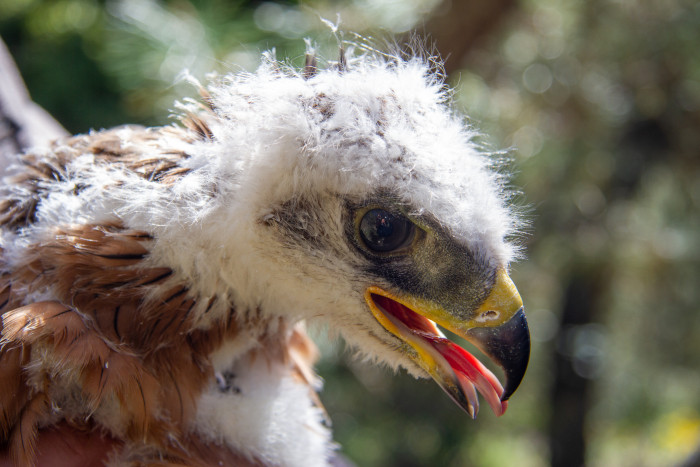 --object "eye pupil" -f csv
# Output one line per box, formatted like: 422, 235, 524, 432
376, 214, 393, 237
359, 209, 415, 253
